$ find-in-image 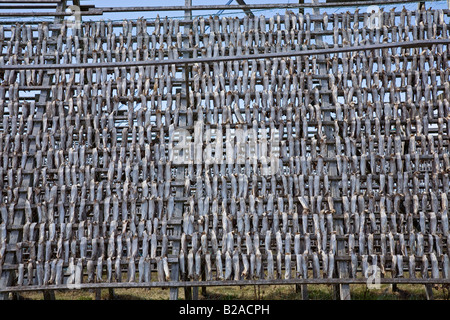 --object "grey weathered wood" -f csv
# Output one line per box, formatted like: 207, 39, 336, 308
2, 39, 449, 70
43, 290, 55, 300
77, 1, 420, 13
0, 73, 50, 299
170, 0, 191, 301
0, 1, 62, 3
313, 0, 350, 300
296, 284, 308, 300
2, 0, 416, 16
1, 278, 449, 293
425, 284, 434, 300
108, 289, 116, 300
0, 6, 449, 299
